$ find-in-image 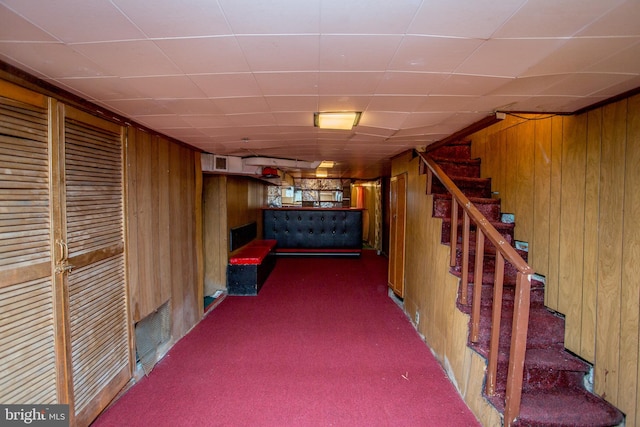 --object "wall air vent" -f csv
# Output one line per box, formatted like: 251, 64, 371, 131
213, 155, 228, 172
